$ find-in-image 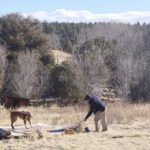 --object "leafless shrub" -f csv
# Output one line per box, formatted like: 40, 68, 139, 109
48, 33, 62, 50
9, 51, 38, 98
7, 50, 52, 99
75, 38, 110, 94
34, 69, 51, 98
0, 45, 6, 89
